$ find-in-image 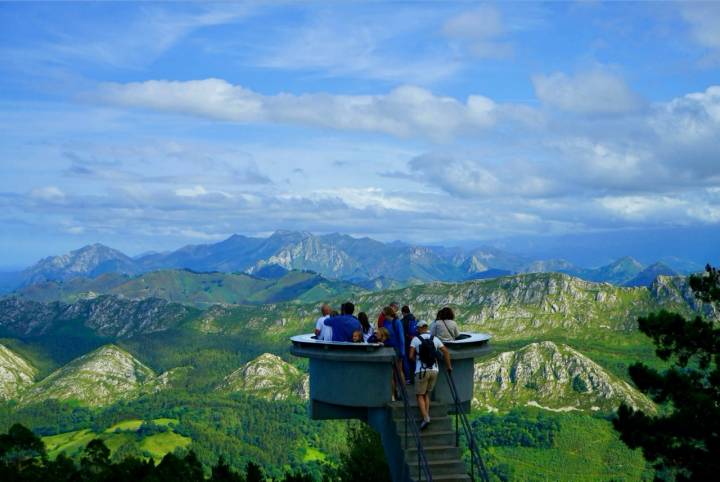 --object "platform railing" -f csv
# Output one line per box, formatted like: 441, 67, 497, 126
445, 365, 490, 482
392, 358, 432, 482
